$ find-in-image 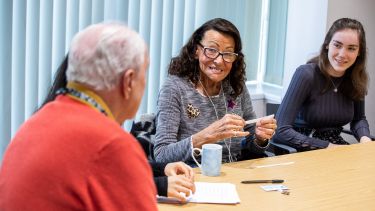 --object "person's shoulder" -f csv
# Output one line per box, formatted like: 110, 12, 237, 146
103, 130, 144, 156
160, 75, 190, 91
164, 75, 188, 84
294, 63, 319, 81
296, 63, 317, 74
